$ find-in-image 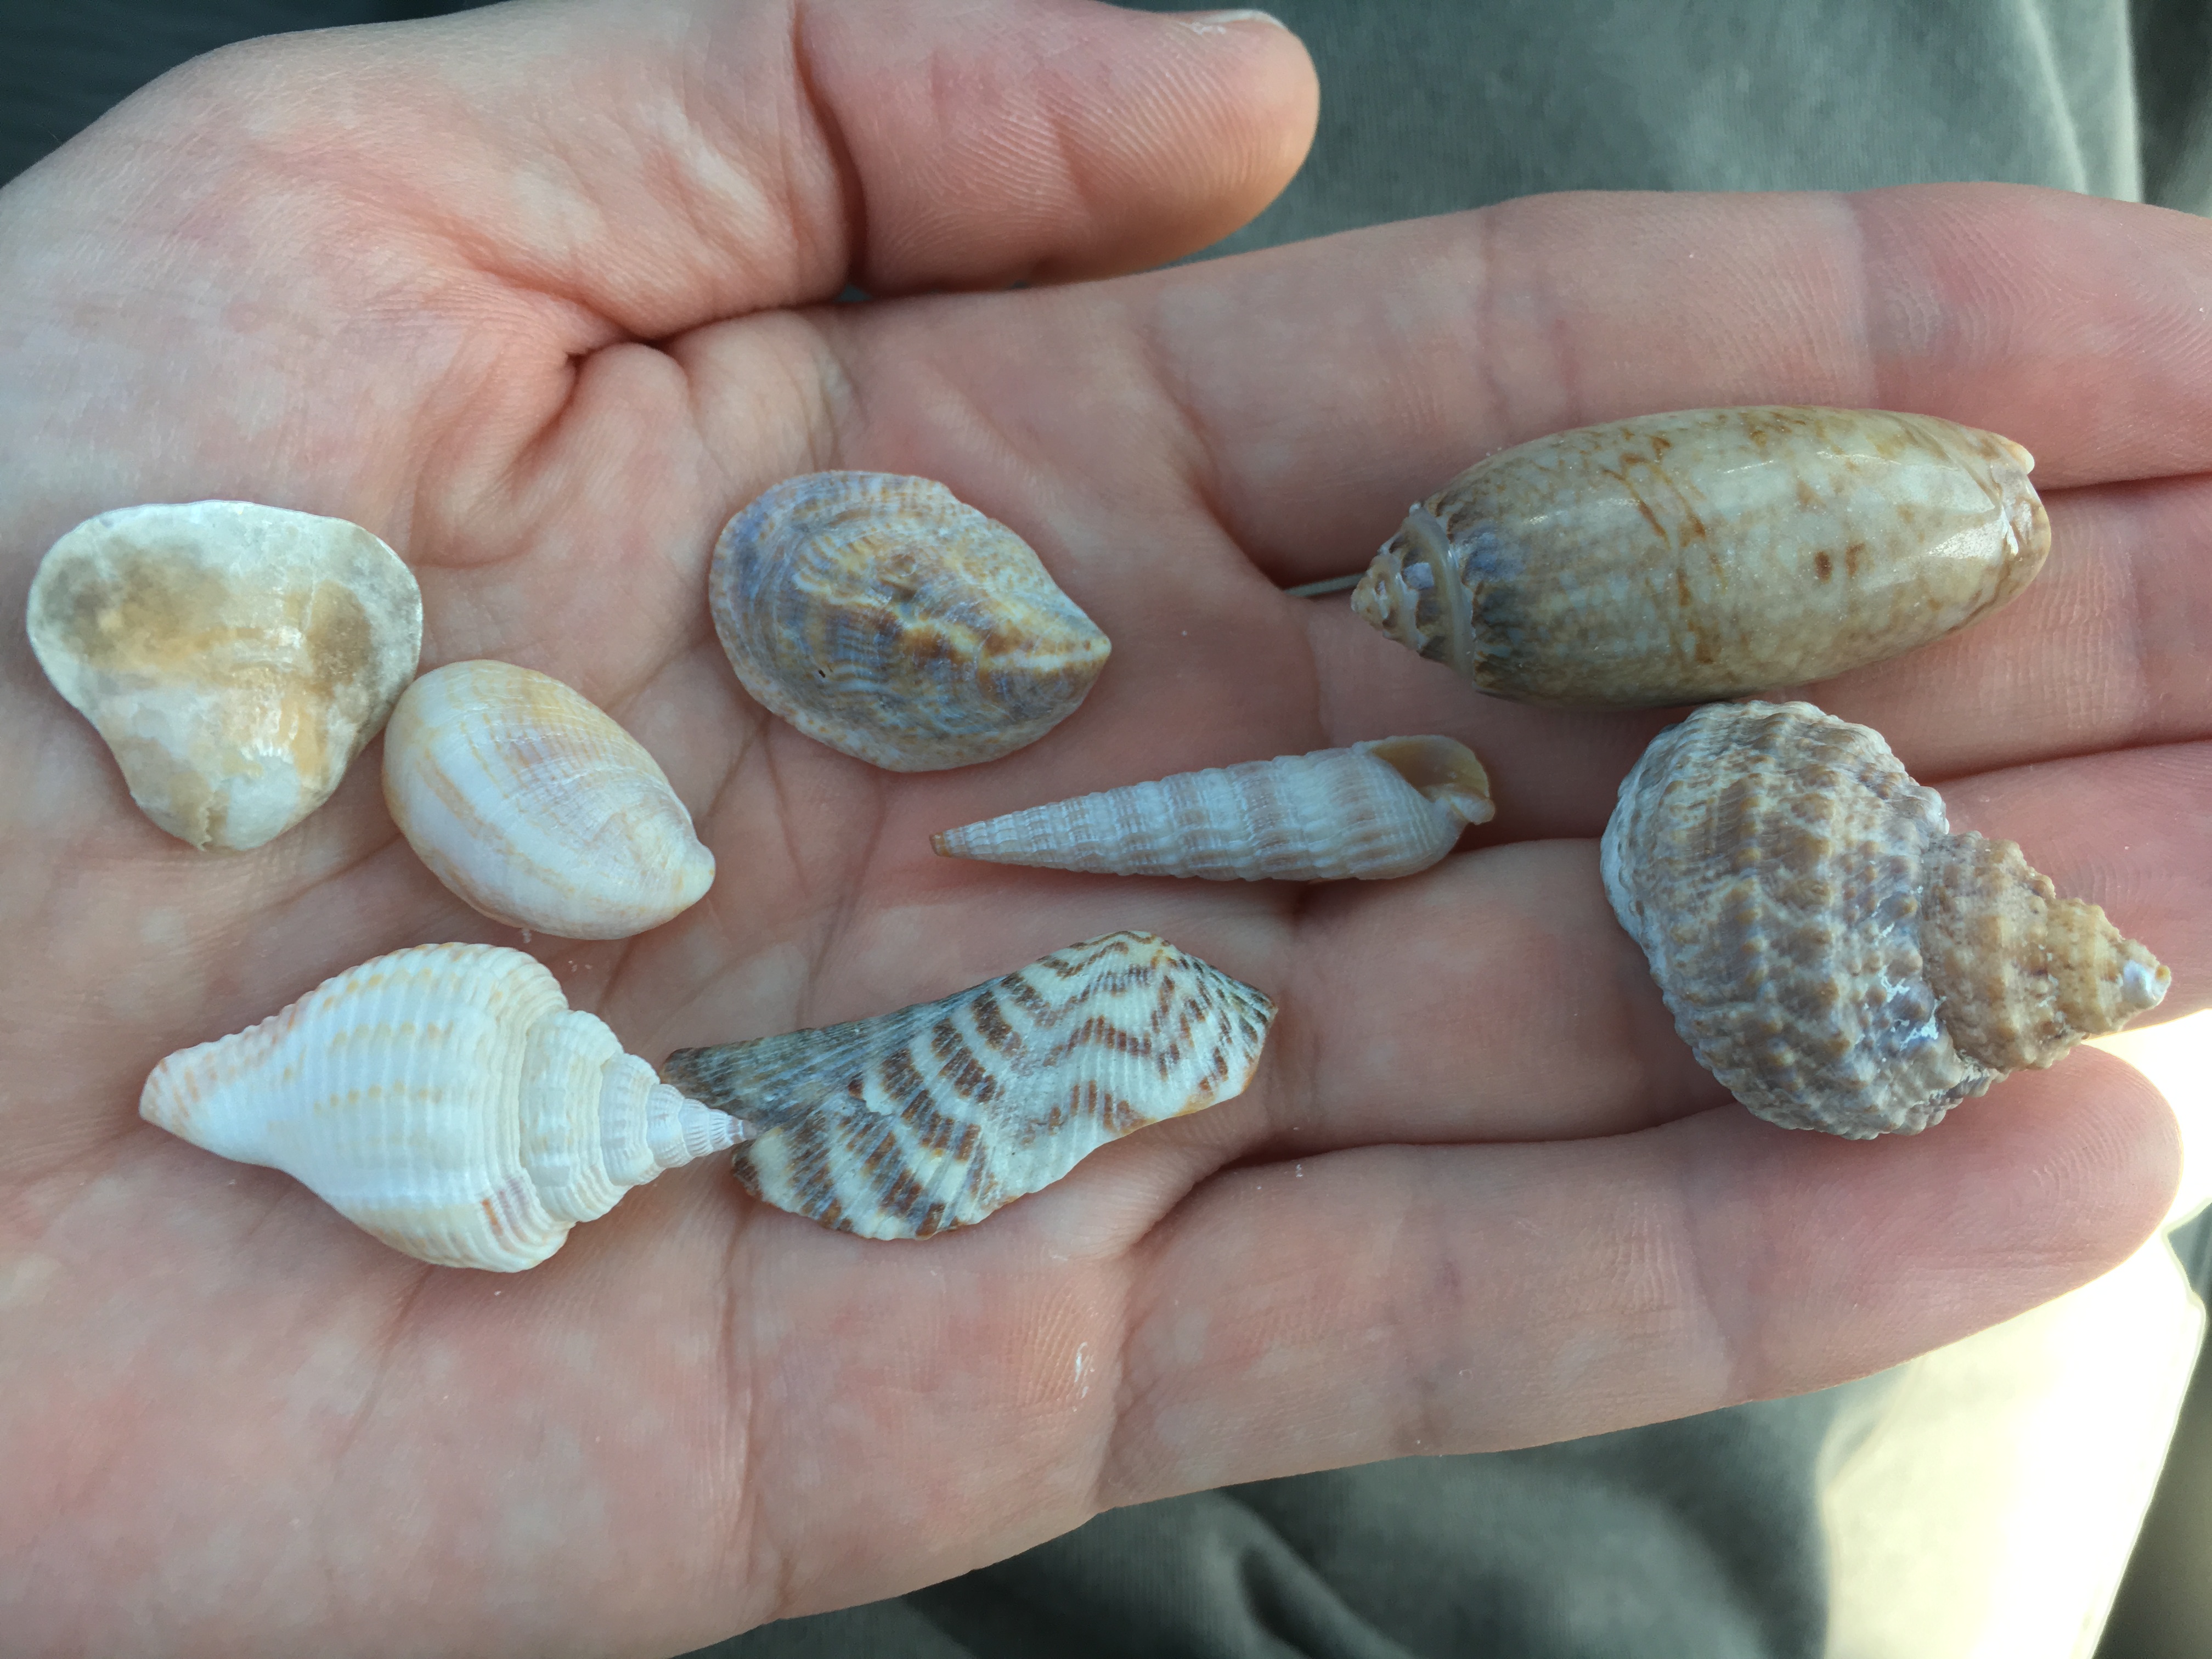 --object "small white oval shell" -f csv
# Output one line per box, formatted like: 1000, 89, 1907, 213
661, 932, 1274, 1239
140, 943, 743, 1270
709, 472, 1111, 771
25, 500, 423, 850
932, 736, 1494, 880
382, 661, 715, 940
